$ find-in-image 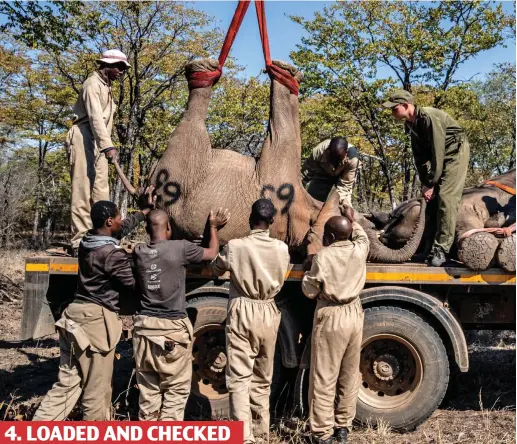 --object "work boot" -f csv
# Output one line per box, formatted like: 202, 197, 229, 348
334, 428, 348, 443
430, 249, 447, 267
